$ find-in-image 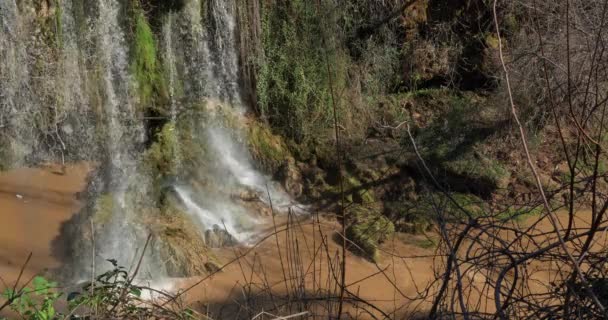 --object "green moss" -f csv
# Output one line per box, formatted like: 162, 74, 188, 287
413, 237, 436, 249
443, 154, 510, 189
130, 8, 167, 110
344, 174, 376, 204
346, 205, 395, 262
247, 121, 289, 172
144, 122, 181, 177
53, 0, 63, 48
